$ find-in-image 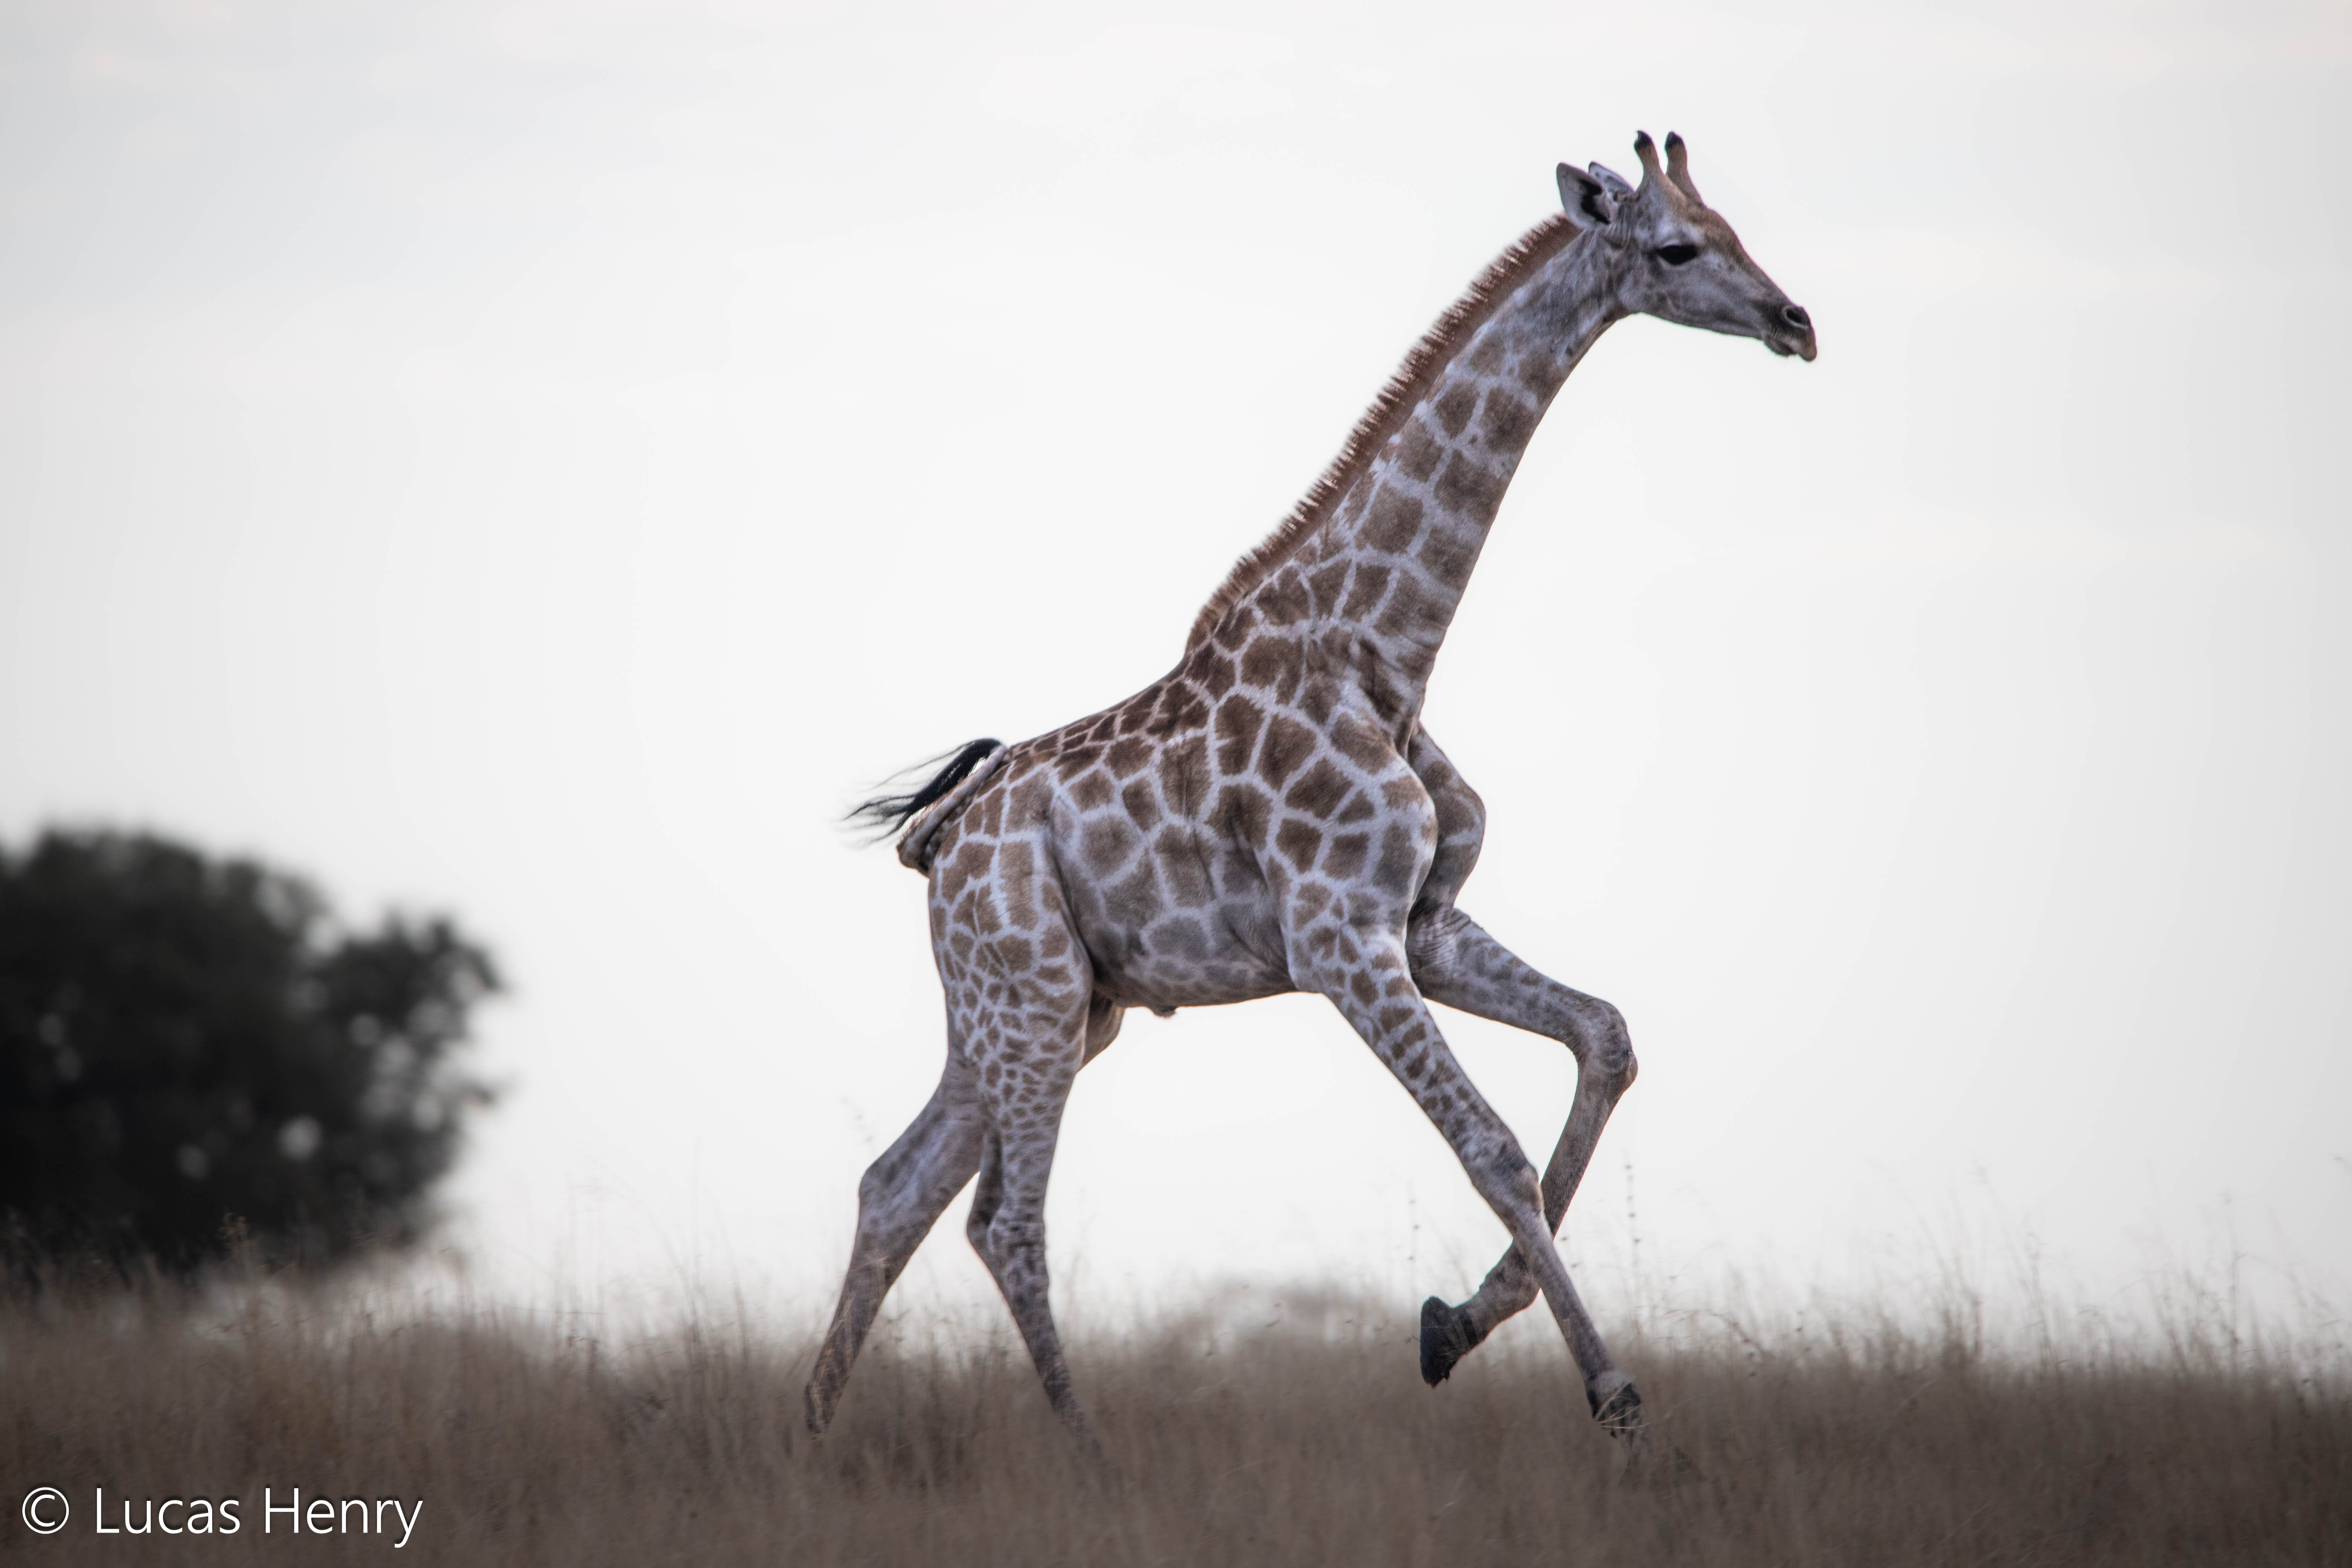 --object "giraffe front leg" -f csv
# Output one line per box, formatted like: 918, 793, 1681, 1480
1407, 906, 1637, 1386
804, 1050, 985, 1434
1310, 936, 1645, 1444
